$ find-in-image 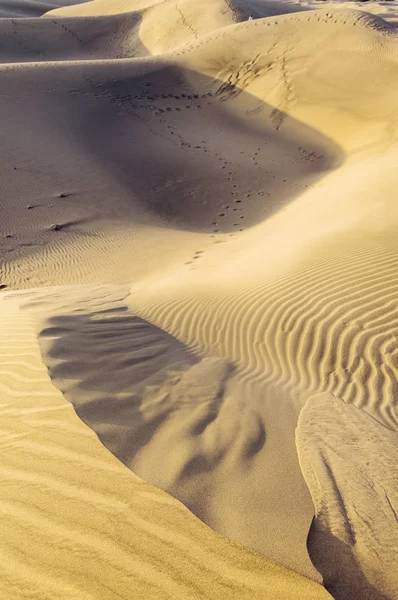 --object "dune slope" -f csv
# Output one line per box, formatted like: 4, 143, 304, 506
1, 1, 398, 598
0, 0, 89, 18
296, 393, 398, 600
0, 290, 331, 600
